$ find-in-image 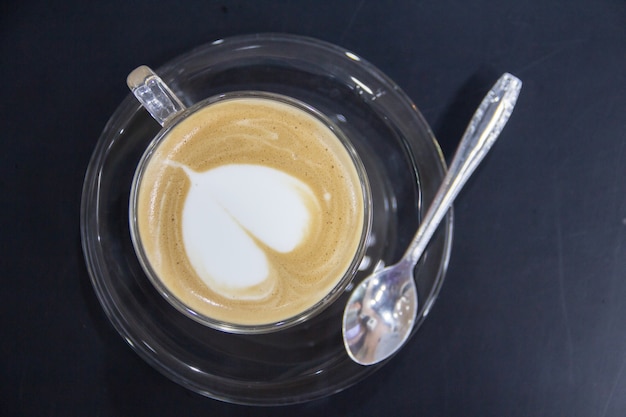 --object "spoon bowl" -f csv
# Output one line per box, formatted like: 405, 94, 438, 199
344, 259, 418, 365
343, 73, 523, 365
